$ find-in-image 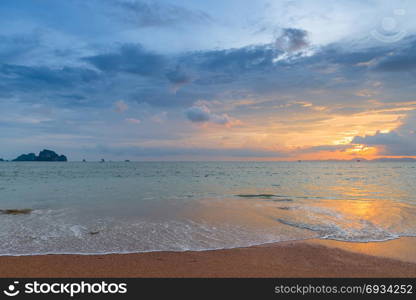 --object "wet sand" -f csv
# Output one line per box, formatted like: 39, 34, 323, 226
0, 238, 415, 278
